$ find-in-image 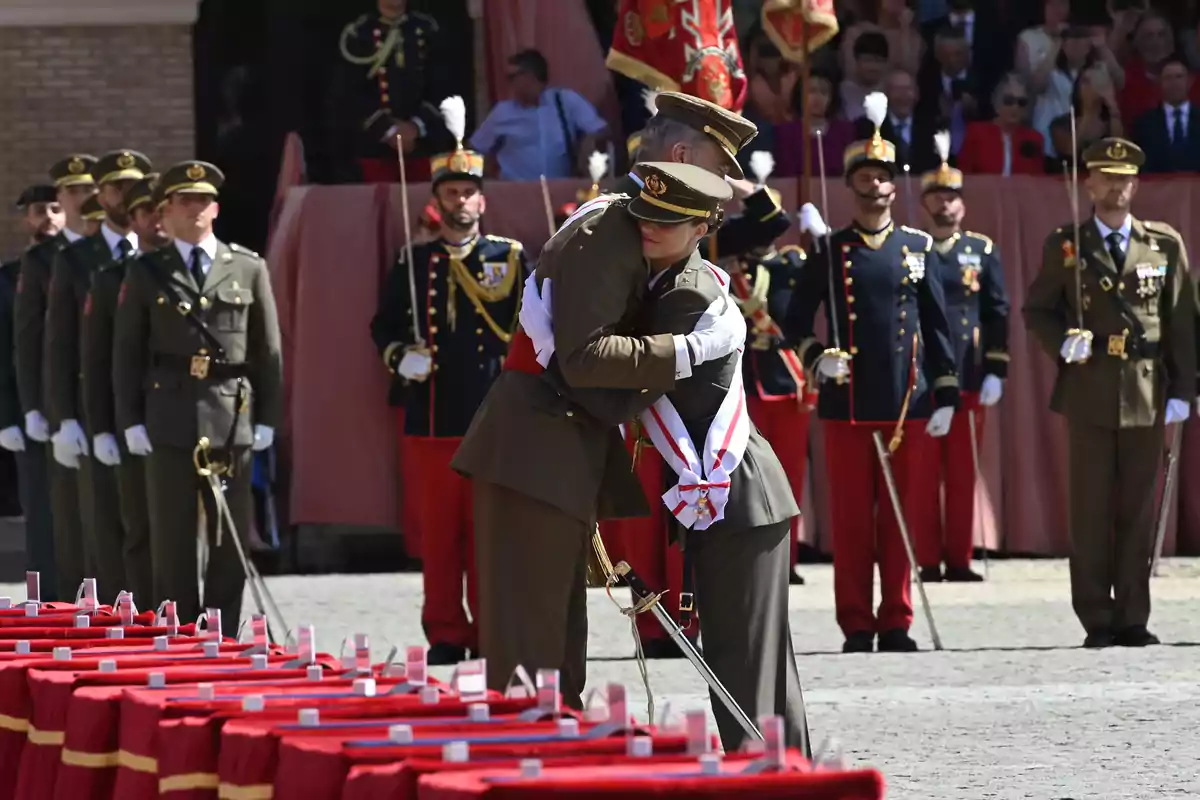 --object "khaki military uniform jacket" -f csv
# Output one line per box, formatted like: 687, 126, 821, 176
453, 186, 682, 523
1023, 217, 1196, 429
14, 234, 67, 418
112, 241, 283, 450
